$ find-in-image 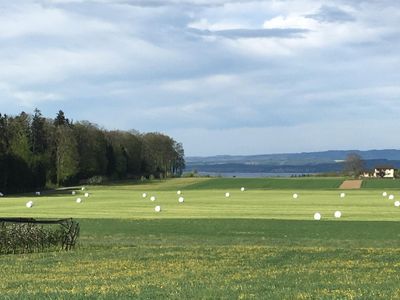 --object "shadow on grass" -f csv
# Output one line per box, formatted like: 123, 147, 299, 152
2, 179, 171, 198
101, 179, 169, 187
6, 187, 80, 198
78, 218, 400, 249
